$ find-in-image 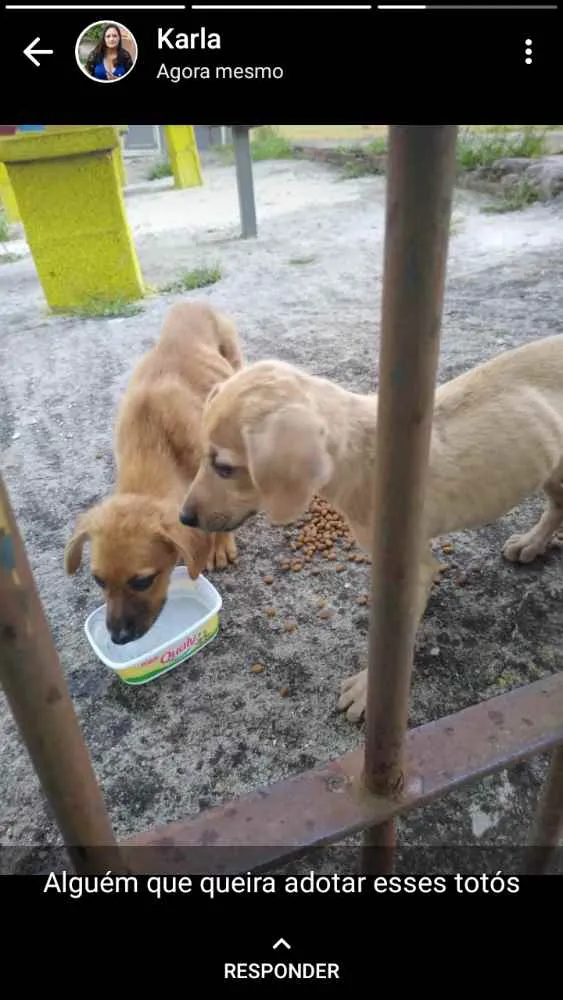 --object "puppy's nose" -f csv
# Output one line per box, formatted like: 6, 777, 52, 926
179, 506, 199, 528
110, 625, 137, 645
